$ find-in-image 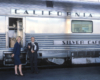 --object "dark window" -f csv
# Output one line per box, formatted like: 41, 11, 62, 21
46, 1, 53, 7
